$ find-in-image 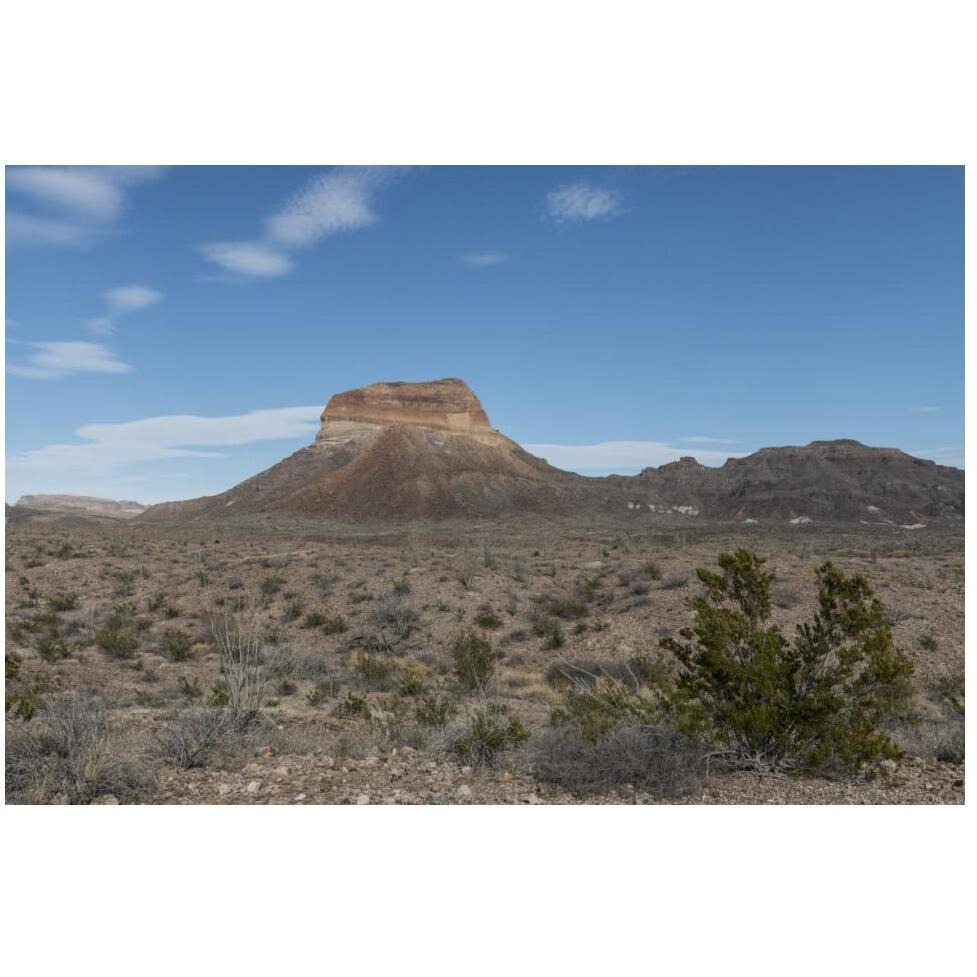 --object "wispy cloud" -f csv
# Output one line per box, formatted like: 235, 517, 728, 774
911, 405, 941, 413
7, 341, 132, 380
198, 241, 293, 278
460, 251, 508, 267
6, 406, 323, 501
6, 166, 164, 248
522, 440, 741, 474
104, 284, 162, 313
545, 182, 622, 223
681, 436, 742, 445
198, 167, 400, 280
81, 284, 163, 335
